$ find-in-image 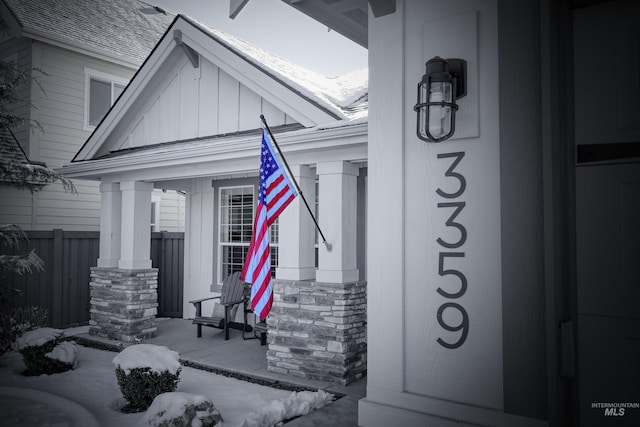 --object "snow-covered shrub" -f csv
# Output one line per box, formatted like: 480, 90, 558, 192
17, 327, 78, 376
0, 304, 49, 356
138, 392, 223, 427
113, 344, 182, 413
